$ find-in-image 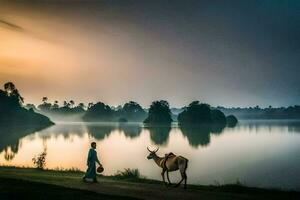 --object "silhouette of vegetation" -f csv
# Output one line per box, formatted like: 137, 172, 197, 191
25, 103, 37, 110
86, 125, 115, 140
83, 102, 114, 121
82, 101, 147, 122
143, 100, 172, 125
180, 126, 211, 147
30, 96, 300, 123
219, 105, 300, 119
178, 102, 212, 125
118, 101, 147, 122
118, 124, 142, 139
86, 123, 143, 140
180, 124, 226, 148
0, 82, 53, 128
0, 82, 52, 161
211, 109, 226, 124
178, 101, 236, 127
32, 148, 47, 169
145, 126, 171, 146
226, 115, 238, 127
0, 124, 50, 161
114, 168, 143, 180
37, 98, 86, 121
